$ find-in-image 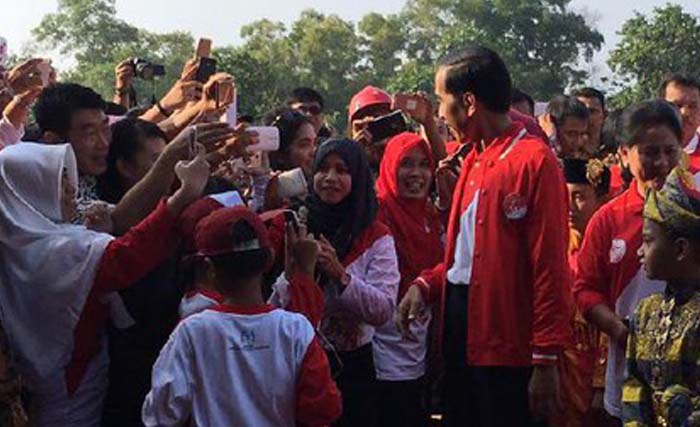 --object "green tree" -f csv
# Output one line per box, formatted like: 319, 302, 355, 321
608, 4, 700, 108
32, 0, 193, 106
393, 0, 604, 100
